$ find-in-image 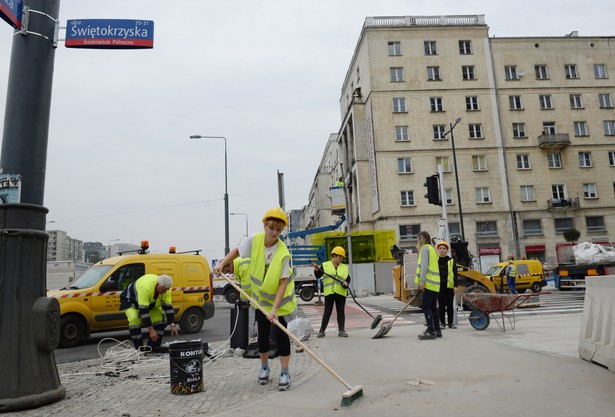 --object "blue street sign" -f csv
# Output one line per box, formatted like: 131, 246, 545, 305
0, 0, 23, 29
65, 19, 154, 49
